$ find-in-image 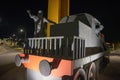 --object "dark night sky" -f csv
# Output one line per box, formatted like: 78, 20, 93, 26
0, 0, 119, 42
